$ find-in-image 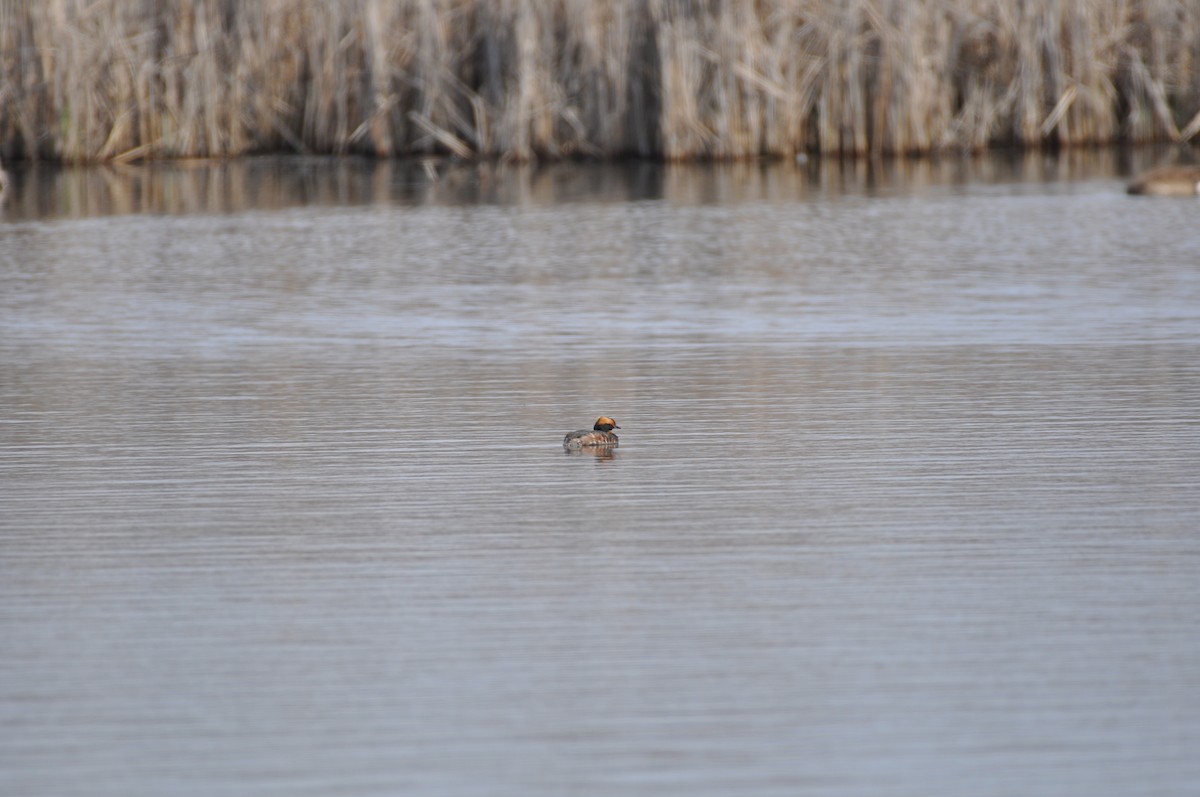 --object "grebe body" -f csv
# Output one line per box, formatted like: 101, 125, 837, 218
1126, 165, 1200, 196
563, 417, 620, 449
